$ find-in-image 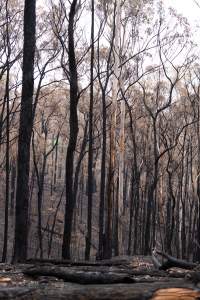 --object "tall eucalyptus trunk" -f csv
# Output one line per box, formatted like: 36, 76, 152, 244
62, 0, 79, 260
13, 0, 36, 263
